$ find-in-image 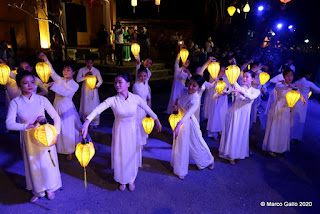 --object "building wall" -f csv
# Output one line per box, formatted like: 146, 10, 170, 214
0, 0, 40, 50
